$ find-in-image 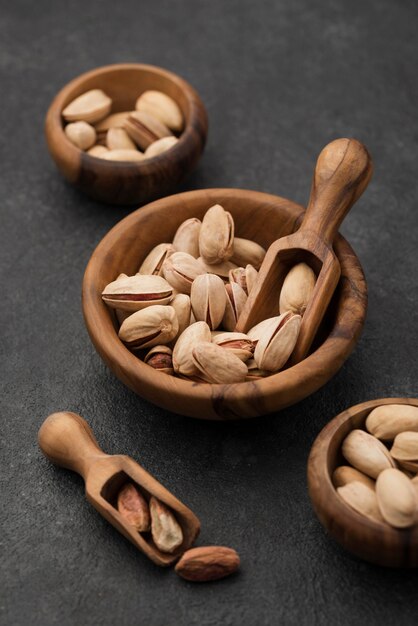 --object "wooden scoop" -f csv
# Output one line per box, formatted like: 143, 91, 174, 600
38, 411, 200, 566
235, 138, 373, 363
